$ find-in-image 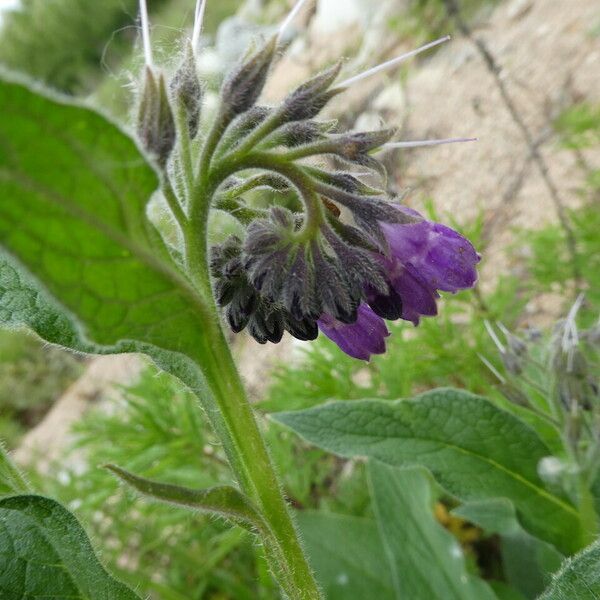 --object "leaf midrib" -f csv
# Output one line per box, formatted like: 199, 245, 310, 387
306, 407, 579, 519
